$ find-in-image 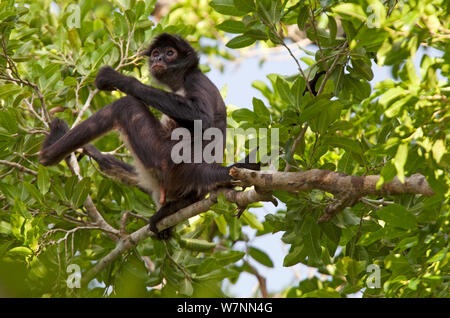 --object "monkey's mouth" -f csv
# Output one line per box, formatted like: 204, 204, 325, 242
151, 63, 167, 73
